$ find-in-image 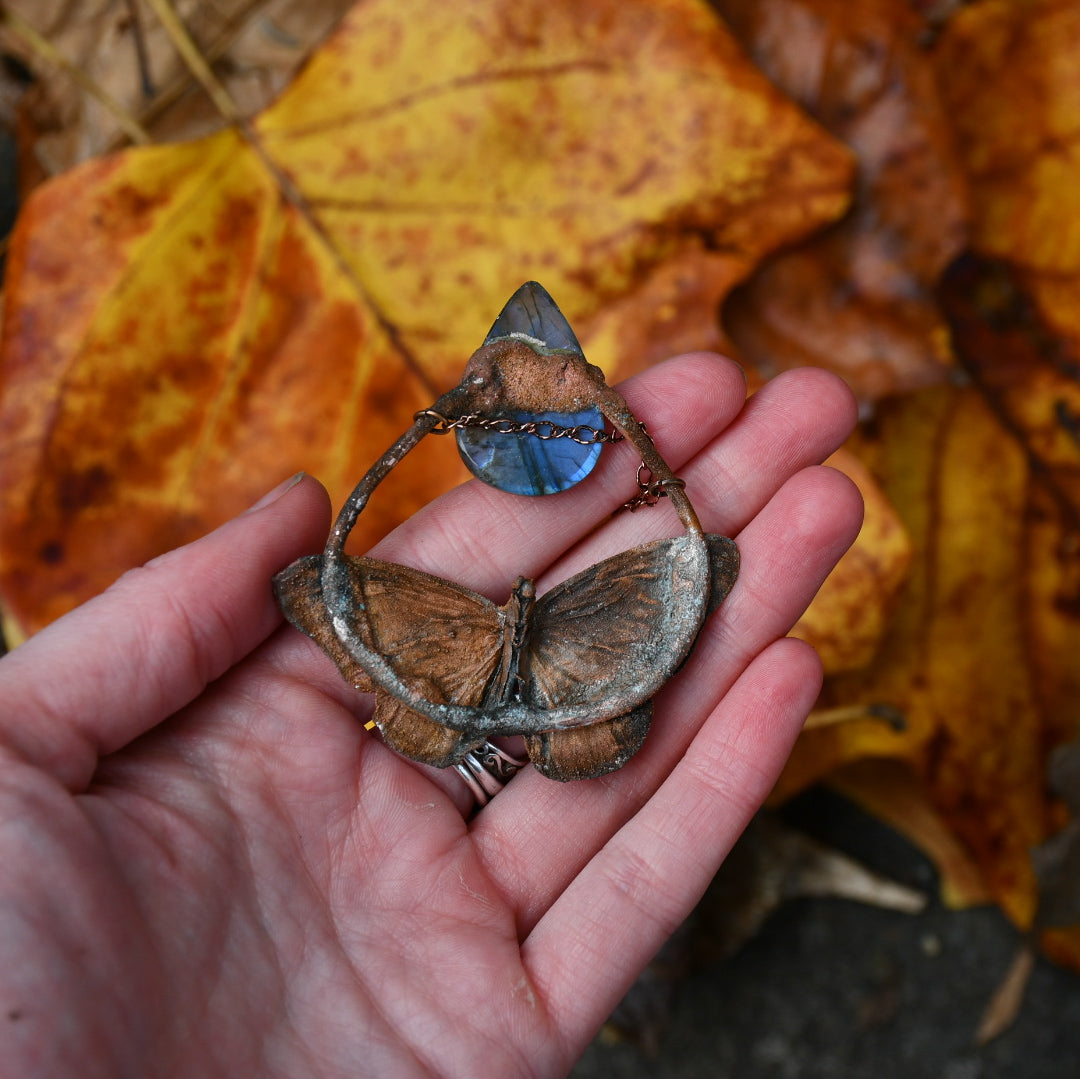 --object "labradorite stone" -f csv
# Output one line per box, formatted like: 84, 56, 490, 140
456, 409, 604, 496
